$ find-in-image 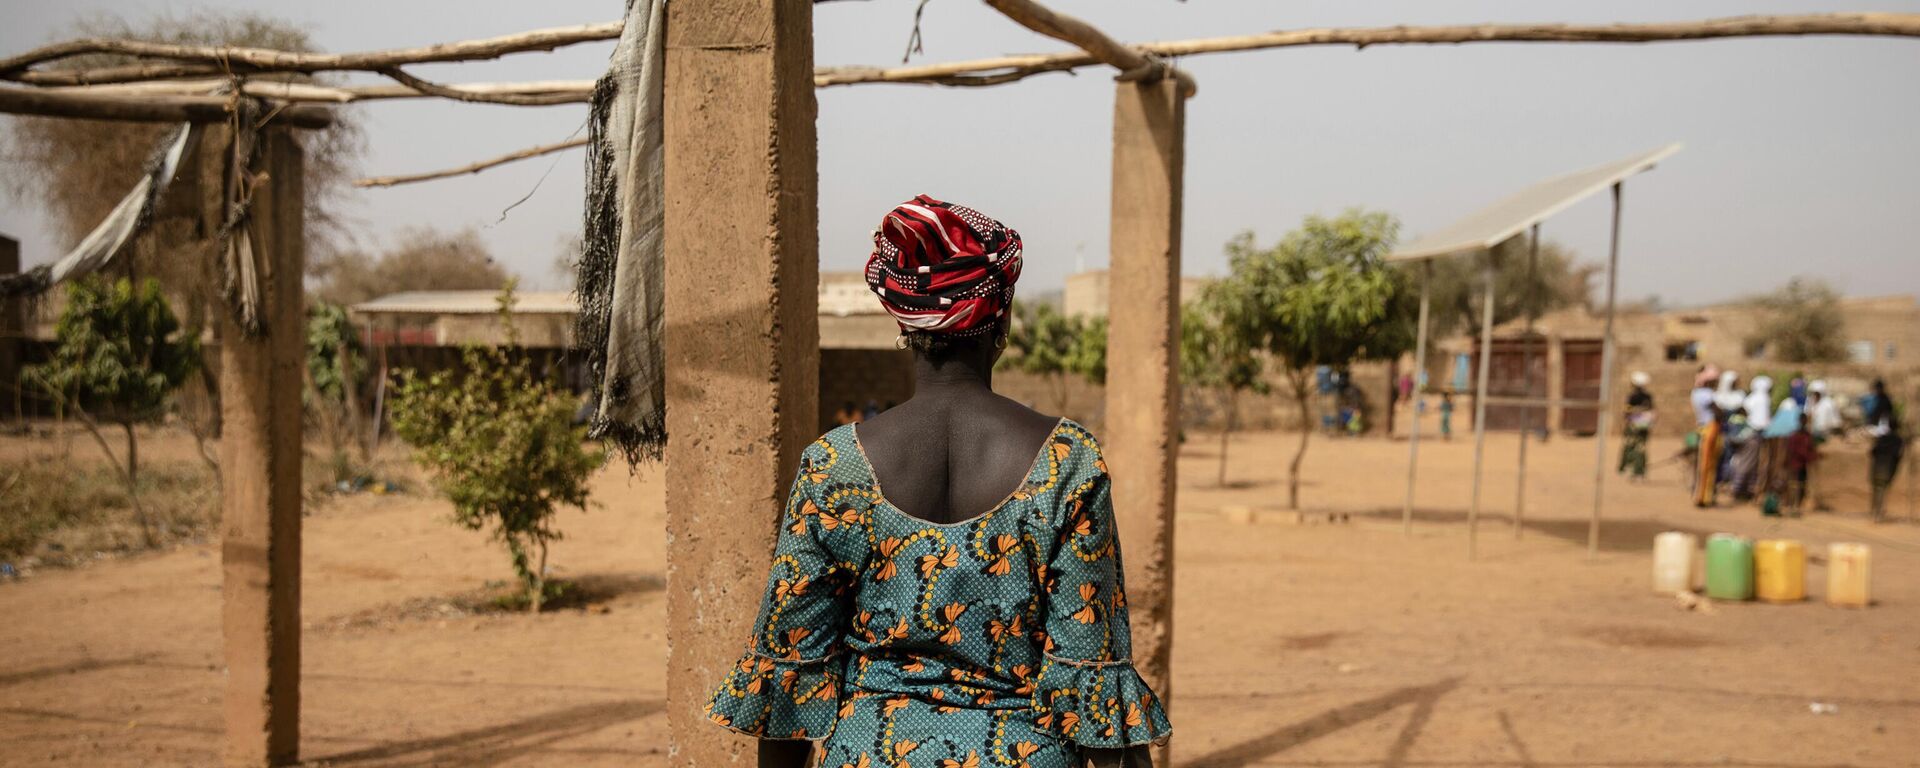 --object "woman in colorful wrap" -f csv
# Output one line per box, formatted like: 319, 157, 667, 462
707, 196, 1170, 767
1694, 401, 1726, 508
